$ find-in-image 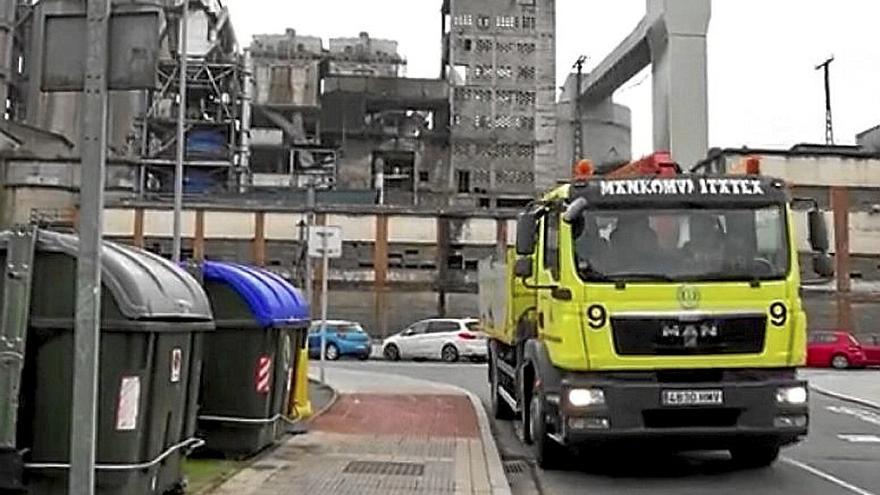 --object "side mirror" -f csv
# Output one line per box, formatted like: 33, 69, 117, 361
516, 211, 538, 255
563, 197, 588, 224
808, 209, 830, 253
402, 329, 415, 337
514, 257, 533, 279
812, 253, 835, 278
